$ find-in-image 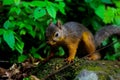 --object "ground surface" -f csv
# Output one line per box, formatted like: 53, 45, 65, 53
32, 57, 120, 80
